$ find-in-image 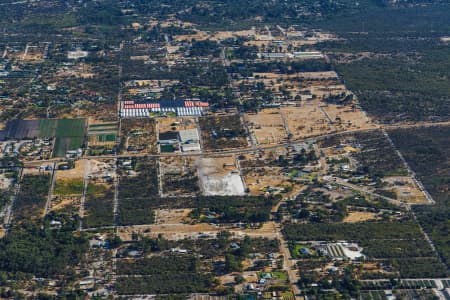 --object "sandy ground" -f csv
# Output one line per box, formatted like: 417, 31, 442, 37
243, 168, 289, 196
281, 104, 333, 139
55, 159, 86, 179
50, 196, 81, 212
382, 176, 428, 204
89, 159, 116, 180
158, 117, 197, 132
322, 104, 374, 131
310, 84, 347, 98
247, 109, 288, 145
154, 208, 192, 225
118, 221, 278, 241
210, 30, 255, 41
251, 71, 338, 81
197, 157, 245, 196
343, 211, 378, 223
160, 156, 198, 175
